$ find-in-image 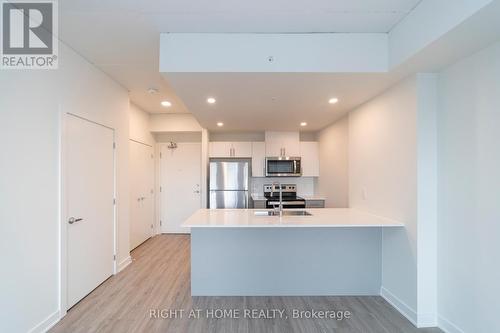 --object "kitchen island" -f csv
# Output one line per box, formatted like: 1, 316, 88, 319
183, 208, 403, 296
